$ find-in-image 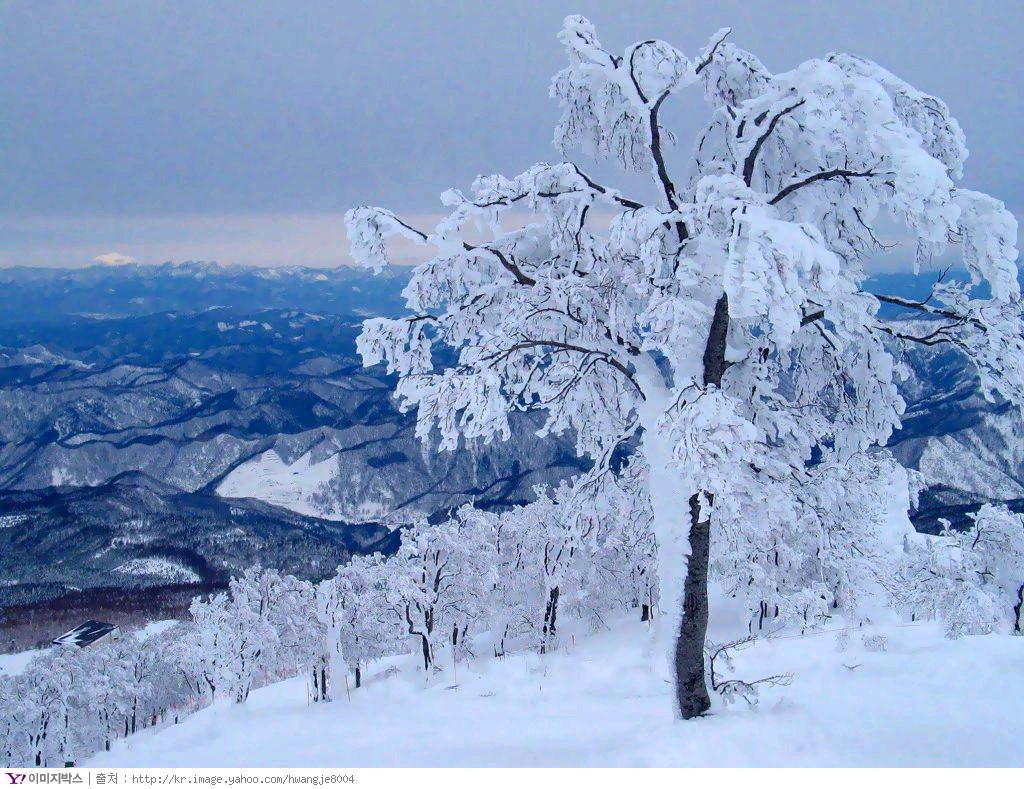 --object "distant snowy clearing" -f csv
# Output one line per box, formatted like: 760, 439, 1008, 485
114, 558, 201, 584
86, 617, 1023, 767
216, 449, 340, 520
